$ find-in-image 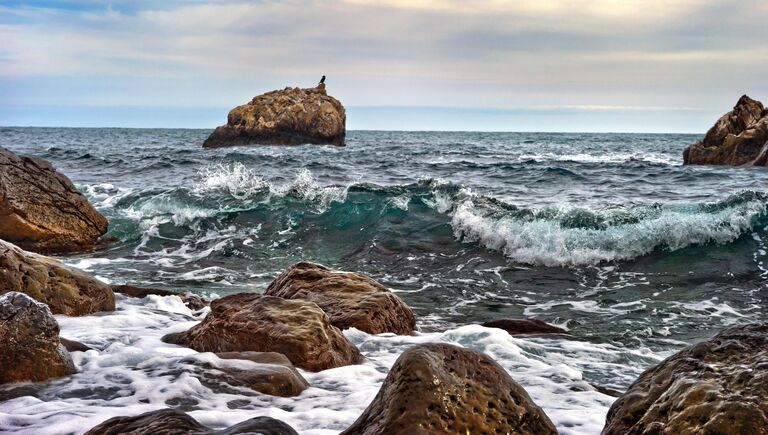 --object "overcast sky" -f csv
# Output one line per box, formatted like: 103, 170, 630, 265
1, 0, 766, 131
